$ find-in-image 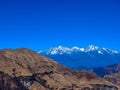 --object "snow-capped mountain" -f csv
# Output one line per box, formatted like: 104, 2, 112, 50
39, 45, 120, 68
40, 45, 119, 55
